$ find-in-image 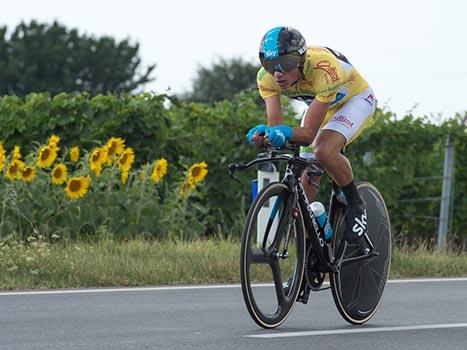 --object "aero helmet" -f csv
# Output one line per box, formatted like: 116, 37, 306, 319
259, 26, 306, 74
